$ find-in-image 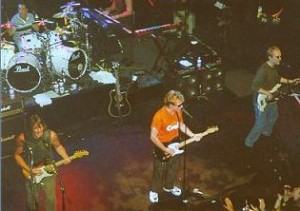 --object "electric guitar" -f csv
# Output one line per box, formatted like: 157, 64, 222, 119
257, 83, 282, 112
108, 62, 131, 118
154, 126, 219, 161
23, 150, 89, 184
